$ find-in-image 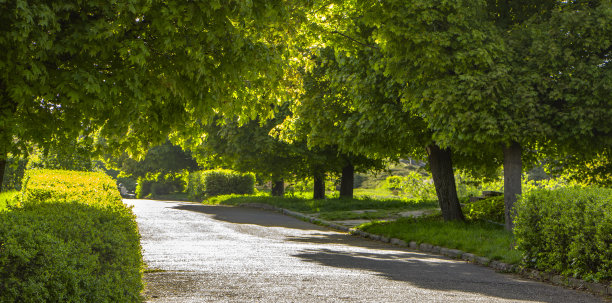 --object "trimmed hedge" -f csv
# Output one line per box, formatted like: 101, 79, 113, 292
136, 172, 185, 198
21, 169, 123, 208
187, 169, 255, 200
514, 187, 612, 283
0, 169, 143, 302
